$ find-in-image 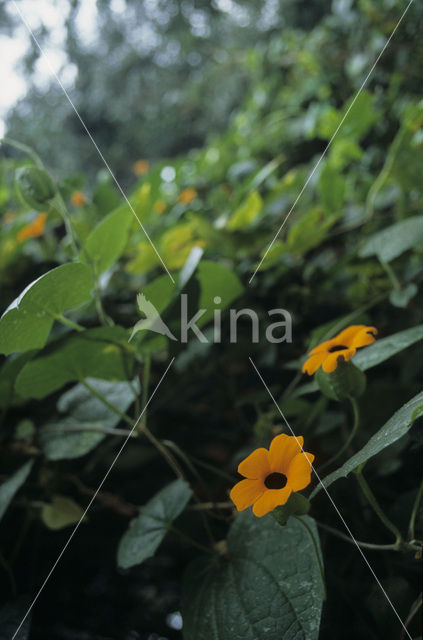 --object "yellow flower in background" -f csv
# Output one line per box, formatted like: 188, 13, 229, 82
230, 434, 315, 518
178, 187, 197, 205
71, 191, 86, 206
302, 325, 378, 375
17, 212, 48, 243
133, 160, 150, 176
153, 200, 166, 214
